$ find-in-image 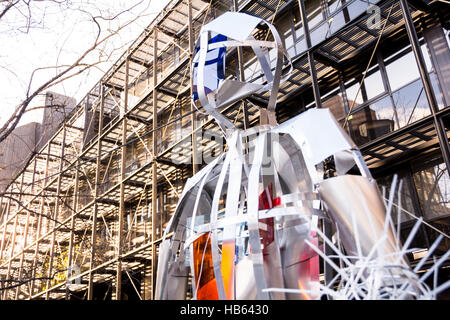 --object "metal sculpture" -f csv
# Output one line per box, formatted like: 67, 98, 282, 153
155, 12, 448, 300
